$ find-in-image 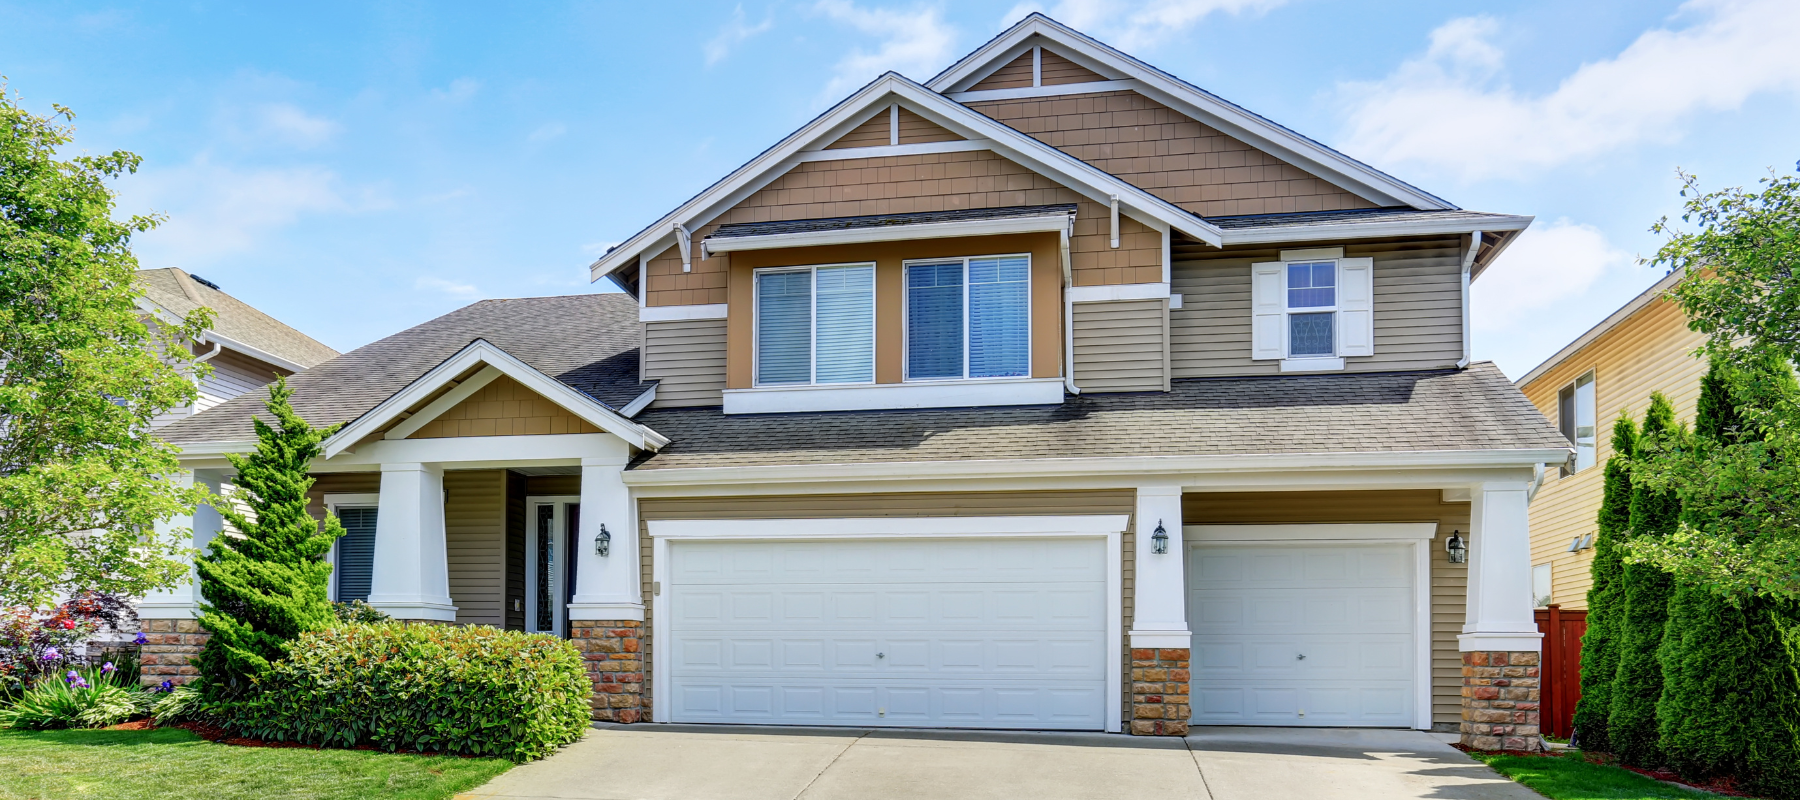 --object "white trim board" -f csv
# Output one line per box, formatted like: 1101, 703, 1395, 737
796, 139, 992, 163
1068, 282, 1169, 302
1185, 523, 1437, 541
948, 79, 1144, 103
706, 213, 1073, 254
722, 376, 1064, 415
639, 304, 728, 322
